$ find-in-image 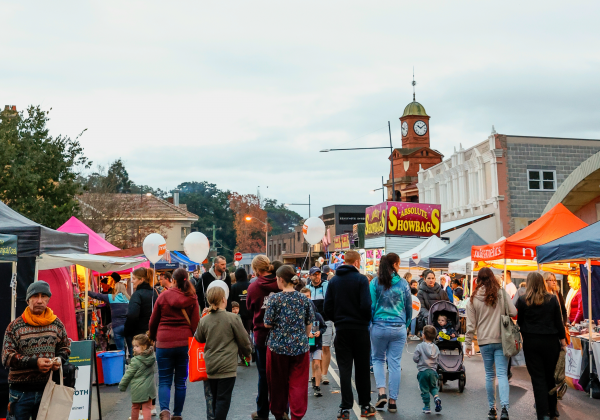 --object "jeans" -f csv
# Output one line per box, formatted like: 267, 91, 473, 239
206, 377, 236, 420
113, 324, 133, 358
479, 343, 510, 410
335, 329, 371, 409
370, 323, 407, 400
156, 346, 189, 416
8, 389, 44, 420
410, 318, 417, 336
254, 344, 270, 417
